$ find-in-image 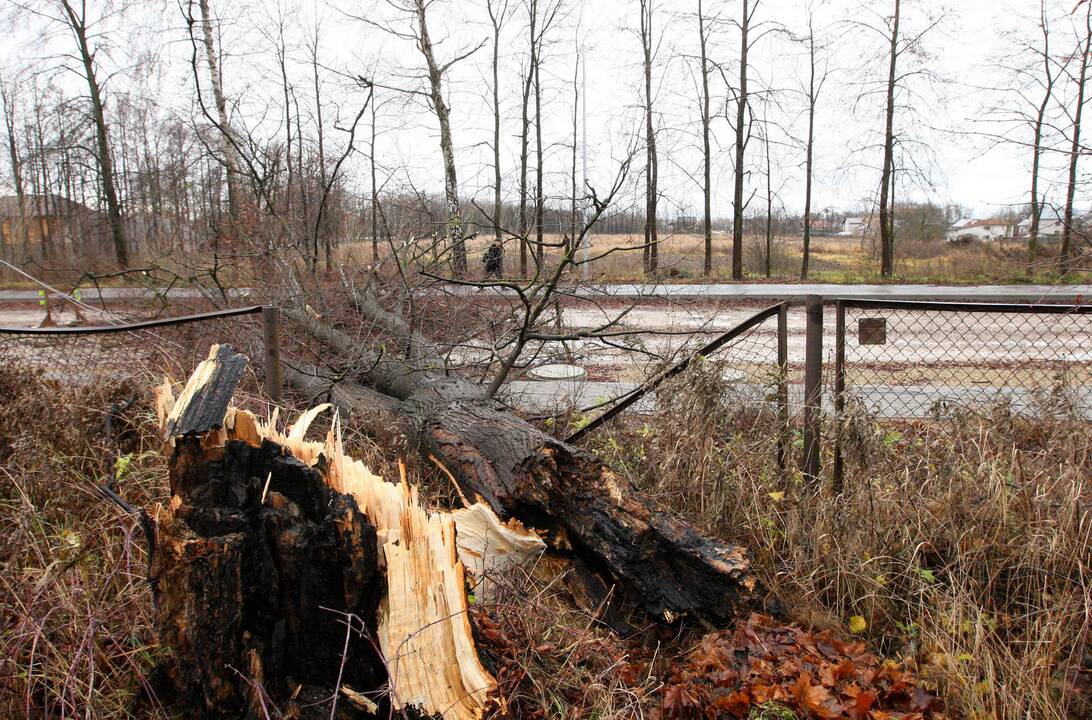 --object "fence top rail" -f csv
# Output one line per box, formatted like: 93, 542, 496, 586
565, 301, 786, 445
0, 305, 267, 335
834, 297, 1091, 315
